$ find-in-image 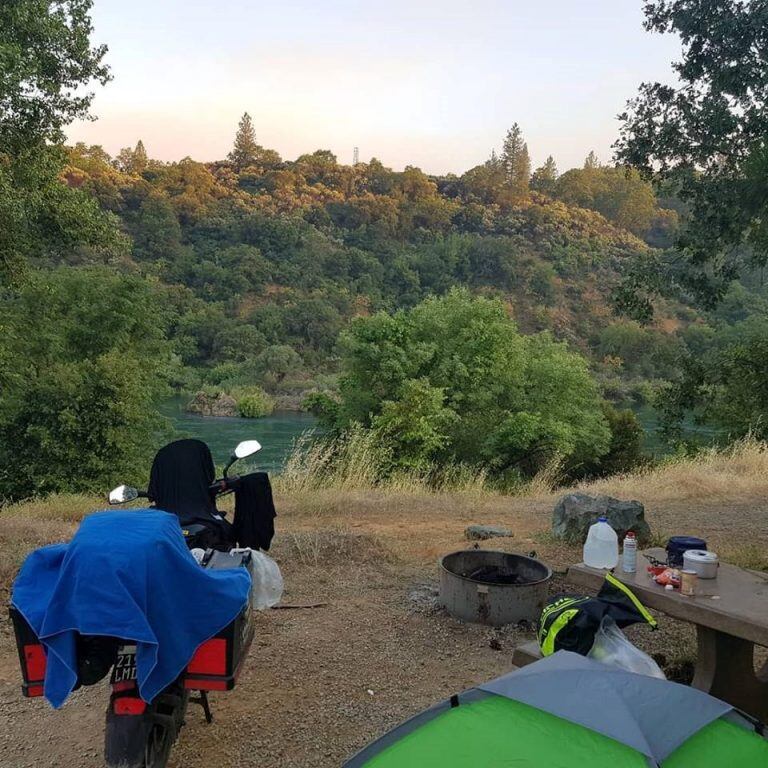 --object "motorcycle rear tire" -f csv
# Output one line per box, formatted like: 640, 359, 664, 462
105, 688, 188, 768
